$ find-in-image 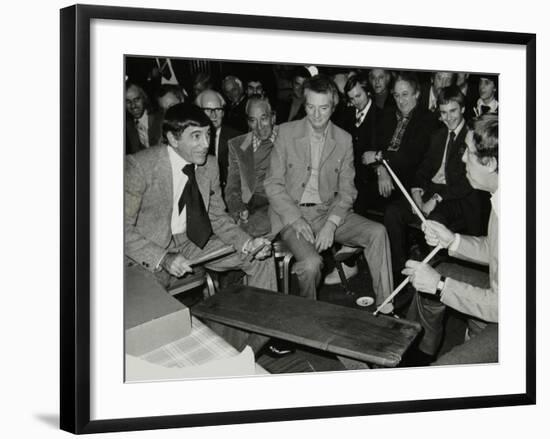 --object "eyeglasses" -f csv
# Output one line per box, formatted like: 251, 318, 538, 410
201, 107, 224, 116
